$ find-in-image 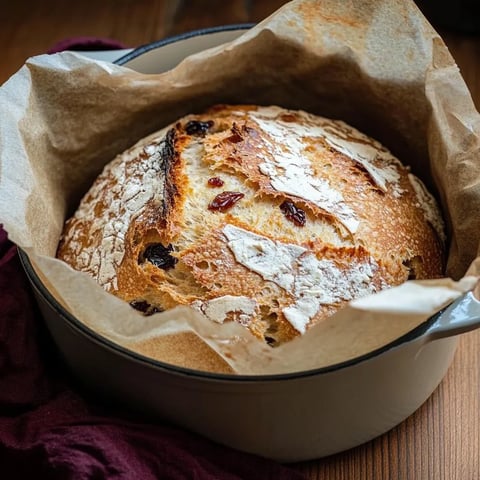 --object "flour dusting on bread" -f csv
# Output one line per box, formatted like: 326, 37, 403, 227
57, 105, 445, 346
